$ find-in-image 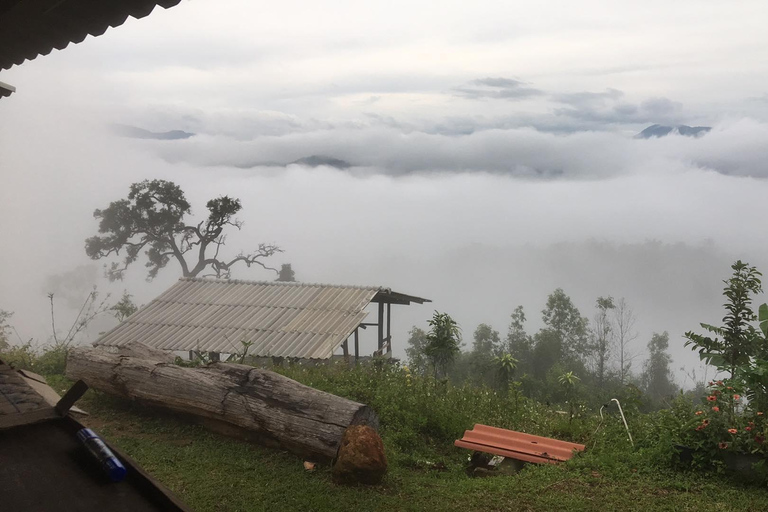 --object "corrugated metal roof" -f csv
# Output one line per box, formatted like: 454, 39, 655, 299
0, 0, 182, 72
455, 424, 586, 464
95, 278, 427, 359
